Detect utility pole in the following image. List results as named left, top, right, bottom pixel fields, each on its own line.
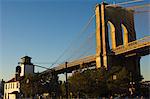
left=65, top=62, right=68, bottom=99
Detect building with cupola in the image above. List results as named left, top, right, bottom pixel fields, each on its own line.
left=19, top=56, right=34, bottom=77
left=4, top=56, right=34, bottom=99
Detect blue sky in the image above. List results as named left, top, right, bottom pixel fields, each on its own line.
left=0, top=0, right=150, bottom=81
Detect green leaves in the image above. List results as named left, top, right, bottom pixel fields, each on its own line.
left=20, top=72, right=59, bottom=98
left=107, top=66, right=130, bottom=96
left=66, top=66, right=131, bottom=97
left=67, top=68, right=109, bottom=98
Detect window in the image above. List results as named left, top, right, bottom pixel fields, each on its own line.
left=16, top=83, right=18, bottom=88
left=5, top=84, right=7, bottom=89
left=113, top=74, right=117, bottom=80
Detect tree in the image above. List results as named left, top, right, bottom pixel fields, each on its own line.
left=107, top=66, right=130, bottom=96
left=20, top=74, right=39, bottom=98
left=63, top=66, right=132, bottom=98
left=67, top=67, right=109, bottom=98
left=0, top=79, right=5, bottom=97
left=20, top=70, right=60, bottom=98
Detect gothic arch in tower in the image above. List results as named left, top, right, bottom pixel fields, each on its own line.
left=107, top=21, right=116, bottom=49
left=121, top=24, right=128, bottom=46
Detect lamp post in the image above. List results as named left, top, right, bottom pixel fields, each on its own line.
left=65, top=62, right=68, bottom=99
left=129, top=72, right=135, bottom=97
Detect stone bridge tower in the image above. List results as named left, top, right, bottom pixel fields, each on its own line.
left=95, top=3, right=141, bottom=81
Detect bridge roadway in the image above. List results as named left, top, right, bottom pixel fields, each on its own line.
left=53, top=55, right=96, bottom=74
left=112, top=36, right=150, bottom=56
left=43, top=36, right=150, bottom=74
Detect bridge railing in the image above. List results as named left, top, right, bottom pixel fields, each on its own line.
left=54, top=55, right=96, bottom=71
left=113, top=36, right=150, bottom=54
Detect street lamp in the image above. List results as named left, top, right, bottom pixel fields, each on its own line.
left=65, top=62, right=68, bottom=99
left=129, top=72, right=135, bottom=97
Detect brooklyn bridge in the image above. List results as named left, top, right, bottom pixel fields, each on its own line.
left=35, top=3, right=150, bottom=98
left=2, top=1, right=150, bottom=99
left=41, top=3, right=150, bottom=80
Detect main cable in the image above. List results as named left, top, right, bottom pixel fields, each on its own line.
left=49, top=14, right=95, bottom=68
left=65, top=31, right=95, bottom=61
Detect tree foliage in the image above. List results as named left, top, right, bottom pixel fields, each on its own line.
left=65, top=66, right=131, bottom=98
left=20, top=74, right=47, bottom=98
left=20, top=70, right=60, bottom=98
left=67, top=67, right=109, bottom=98
left=107, top=66, right=130, bottom=96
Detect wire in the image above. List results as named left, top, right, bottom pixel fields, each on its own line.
left=117, top=0, right=144, bottom=5
left=106, top=0, right=144, bottom=7
left=76, top=39, right=95, bottom=60
left=34, top=65, right=52, bottom=70
left=49, top=14, right=95, bottom=68
left=34, top=62, right=56, bottom=64
left=65, top=32, right=95, bottom=61
left=127, top=4, right=150, bottom=9
left=135, top=10, right=150, bottom=14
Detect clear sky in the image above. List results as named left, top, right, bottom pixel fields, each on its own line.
left=0, top=0, right=150, bottom=81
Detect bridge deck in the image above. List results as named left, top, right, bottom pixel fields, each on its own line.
left=43, top=36, right=150, bottom=74
left=53, top=55, right=96, bottom=73
left=113, top=36, right=150, bottom=55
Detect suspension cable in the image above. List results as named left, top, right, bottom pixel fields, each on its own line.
left=65, top=32, right=95, bottom=61
left=49, top=14, right=95, bottom=68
